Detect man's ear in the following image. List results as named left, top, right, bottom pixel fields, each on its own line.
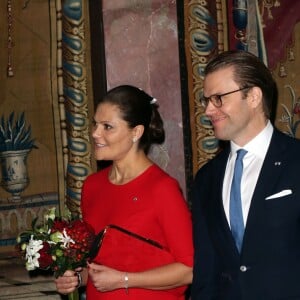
left=248, top=86, right=263, bottom=109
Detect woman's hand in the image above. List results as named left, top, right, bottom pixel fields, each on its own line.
left=54, top=268, right=86, bottom=295
left=89, top=262, right=192, bottom=292
left=88, top=262, right=125, bottom=293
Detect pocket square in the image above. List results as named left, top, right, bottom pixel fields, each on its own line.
left=265, top=189, right=292, bottom=200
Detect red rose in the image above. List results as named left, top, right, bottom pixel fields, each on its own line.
left=51, top=219, right=68, bottom=232
left=38, top=242, right=53, bottom=269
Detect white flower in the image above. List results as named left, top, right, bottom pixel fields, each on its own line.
left=26, top=255, right=40, bottom=271
left=60, top=228, right=75, bottom=248
left=25, top=235, right=43, bottom=271
left=50, top=228, right=75, bottom=248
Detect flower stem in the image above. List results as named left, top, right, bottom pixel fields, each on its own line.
left=68, top=289, right=79, bottom=300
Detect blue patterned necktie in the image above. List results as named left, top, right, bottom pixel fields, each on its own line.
left=230, top=149, right=247, bottom=253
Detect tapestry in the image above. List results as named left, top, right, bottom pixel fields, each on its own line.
left=0, top=0, right=94, bottom=248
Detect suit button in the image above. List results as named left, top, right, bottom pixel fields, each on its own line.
left=240, top=265, right=247, bottom=272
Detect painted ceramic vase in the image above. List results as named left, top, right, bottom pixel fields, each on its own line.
left=0, top=149, right=31, bottom=201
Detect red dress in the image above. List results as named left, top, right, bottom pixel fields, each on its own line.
left=81, top=164, right=193, bottom=299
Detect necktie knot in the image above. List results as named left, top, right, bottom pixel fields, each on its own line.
left=236, top=149, right=247, bottom=161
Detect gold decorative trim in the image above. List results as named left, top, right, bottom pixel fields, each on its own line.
left=61, top=0, right=93, bottom=216
left=50, top=0, right=65, bottom=215
left=184, top=0, right=228, bottom=173
left=50, top=0, right=93, bottom=216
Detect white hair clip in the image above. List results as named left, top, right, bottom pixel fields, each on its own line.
left=150, top=98, right=157, bottom=105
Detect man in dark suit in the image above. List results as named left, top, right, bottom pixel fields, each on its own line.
left=191, top=50, right=300, bottom=300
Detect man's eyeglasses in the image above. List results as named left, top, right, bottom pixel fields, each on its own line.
left=200, top=87, right=250, bottom=108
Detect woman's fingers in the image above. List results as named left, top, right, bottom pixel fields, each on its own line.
left=54, top=270, right=78, bottom=294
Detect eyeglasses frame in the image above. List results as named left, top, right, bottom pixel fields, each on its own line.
left=200, top=86, right=251, bottom=108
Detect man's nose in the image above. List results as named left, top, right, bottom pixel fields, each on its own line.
left=204, top=100, right=216, bottom=116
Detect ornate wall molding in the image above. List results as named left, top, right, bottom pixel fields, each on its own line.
left=56, top=0, right=93, bottom=216
left=62, top=0, right=93, bottom=215
left=183, top=0, right=228, bottom=173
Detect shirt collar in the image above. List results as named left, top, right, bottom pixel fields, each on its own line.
left=230, top=120, right=273, bottom=159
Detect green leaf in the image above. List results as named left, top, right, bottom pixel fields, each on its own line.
left=0, top=112, right=37, bottom=151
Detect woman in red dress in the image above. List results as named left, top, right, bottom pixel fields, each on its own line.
left=55, top=85, right=193, bottom=299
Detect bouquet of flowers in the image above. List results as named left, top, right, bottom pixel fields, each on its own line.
left=17, top=207, right=95, bottom=300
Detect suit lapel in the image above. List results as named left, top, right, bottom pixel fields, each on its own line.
left=212, top=147, right=241, bottom=257
left=242, top=130, right=288, bottom=257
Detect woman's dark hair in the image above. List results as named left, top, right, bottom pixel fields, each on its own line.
left=205, top=50, right=278, bottom=122
left=99, top=85, right=165, bottom=153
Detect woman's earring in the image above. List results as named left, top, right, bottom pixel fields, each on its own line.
left=132, top=137, right=137, bottom=143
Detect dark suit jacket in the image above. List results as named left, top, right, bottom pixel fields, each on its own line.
left=191, top=129, right=300, bottom=300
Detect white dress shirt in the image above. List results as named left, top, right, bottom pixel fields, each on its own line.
left=223, top=121, right=273, bottom=227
